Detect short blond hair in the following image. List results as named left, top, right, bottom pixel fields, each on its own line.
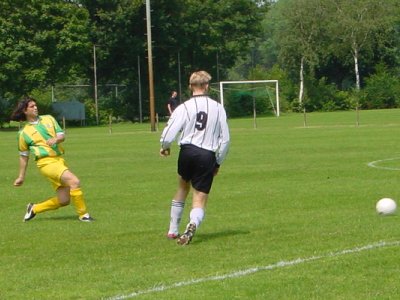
left=189, top=71, right=212, bottom=87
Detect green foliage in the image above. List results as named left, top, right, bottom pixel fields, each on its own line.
left=1, top=0, right=400, bottom=124
left=83, top=98, right=97, bottom=125
left=233, top=0, right=400, bottom=111
left=304, top=77, right=351, bottom=112
left=0, top=0, right=90, bottom=98
left=360, top=64, right=400, bottom=109
left=0, top=97, right=12, bottom=127
left=256, top=64, right=296, bottom=111
left=79, top=0, right=263, bottom=118
left=225, top=89, right=270, bottom=117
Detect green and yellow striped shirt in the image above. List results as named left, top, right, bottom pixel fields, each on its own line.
left=18, top=115, right=64, bottom=160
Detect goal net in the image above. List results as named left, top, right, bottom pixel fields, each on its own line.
left=218, top=80, right=280, bottom=118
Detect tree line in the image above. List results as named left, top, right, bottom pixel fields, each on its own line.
left=0, top=0, right=399, bottom=126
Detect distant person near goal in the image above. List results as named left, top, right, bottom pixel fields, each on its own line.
left=167, top=90, right=179, bottom=115
left=160, top=71, right=230, bottom=245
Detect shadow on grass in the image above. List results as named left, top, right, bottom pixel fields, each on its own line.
left=0, top=127, right=18, bottom=132
left=30, top=215, right=80, bottom=222
left=195, top=229, right=250, bottom=243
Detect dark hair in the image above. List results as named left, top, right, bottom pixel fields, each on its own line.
left=10, top=97, right=37, bottom=121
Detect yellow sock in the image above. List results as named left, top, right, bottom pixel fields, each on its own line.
left=70, top=188, right=88, bottom=217
left=33, top=197, right=61, bottom=214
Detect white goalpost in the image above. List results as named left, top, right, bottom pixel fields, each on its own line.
left=219, top=80, right=280, bottom=117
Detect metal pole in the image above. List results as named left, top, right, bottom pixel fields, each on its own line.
left=216, top=51, right=220, bottom=82
left=146, top=0, right=156, bottom=131
left=276, top=80, right=280, bottom=117
left=178, top=51, right=182, bottom=103
left=219, top=81, right=224, bottom=105
left=138, top=55, right=143, bottom=123
left=93, top=44, right=99, bottom=125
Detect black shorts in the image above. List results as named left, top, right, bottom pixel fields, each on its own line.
left=178, top=144, right=217, bottom=194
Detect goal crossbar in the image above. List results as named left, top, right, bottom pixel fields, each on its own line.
left=219, top=80, right=280, bottom=116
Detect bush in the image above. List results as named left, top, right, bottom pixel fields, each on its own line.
left=304, top=77, right=350, bottom=112
left=0, top=98, right=12, bottom=127
left=225, top=89, right=274, bottom=118
left=360, top=64, right=400, bottom=109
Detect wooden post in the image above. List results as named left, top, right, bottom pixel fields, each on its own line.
left=146, top=0, right=156, bottom=131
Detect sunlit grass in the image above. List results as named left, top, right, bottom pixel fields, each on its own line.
left=0, top=109, right=399, bottom=299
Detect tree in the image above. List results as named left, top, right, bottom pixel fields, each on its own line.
left=178, top=0, right=262, bottom=77
left=80, top=0, right=263, bottom=119
left=361, top=63, right=400, bottom=109
left=0, top=0, right=268, bottom=123
left=0, top=0, right=90, bottom=99
left=79, top=0, right=145, bottom=121
left=325, top=0, right=400, bottom=124
left=148, top=0, right=263, bottom=111
left=329, top=0, right=399, bottom=91
left=271, top=0, right=329, bottom=105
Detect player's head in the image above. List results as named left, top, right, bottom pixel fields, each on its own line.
left=189, top=71, right=211, bottom=92
left=10, top=96, right=37, bottom=121
left=171, top=91, right=177, bottom=97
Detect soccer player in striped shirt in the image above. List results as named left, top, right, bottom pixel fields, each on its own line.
left=11, top=97, right=93, bottom=222
left=160, top=71, right=230, bottom=245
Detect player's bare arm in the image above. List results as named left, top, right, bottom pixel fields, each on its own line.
left=14, top=155, right=29, bottom=186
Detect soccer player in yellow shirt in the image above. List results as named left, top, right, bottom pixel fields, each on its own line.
left=11, top=97, right=94, bottom=222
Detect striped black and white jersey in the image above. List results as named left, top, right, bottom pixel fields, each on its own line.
left=160, top=95, right=230, bottom=165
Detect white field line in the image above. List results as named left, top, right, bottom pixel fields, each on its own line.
left=105, top=240, right=400, bottom=300
left=367, top=157, right=400, bottom=171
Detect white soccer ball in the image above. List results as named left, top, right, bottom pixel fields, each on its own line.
left=376, top=198, right=397, bottom=215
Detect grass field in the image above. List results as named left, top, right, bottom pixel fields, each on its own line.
left=1, top=109, right=399, bottom=299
